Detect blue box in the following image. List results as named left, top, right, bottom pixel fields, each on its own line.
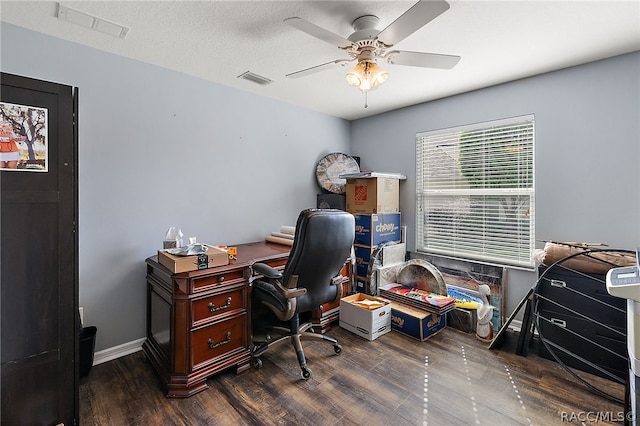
left=354, top=213, right=401, bottom=246
left=390, top=302, right=447, bottom=341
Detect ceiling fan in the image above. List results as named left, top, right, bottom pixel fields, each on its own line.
left=284, top=0, right=461, bottom=94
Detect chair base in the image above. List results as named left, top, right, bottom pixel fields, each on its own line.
left=250, top=320, right=342, bottom=380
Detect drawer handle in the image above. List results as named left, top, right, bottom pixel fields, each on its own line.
left=218, top=276, right=225, bottom=283
left=550, top=318, right=567, bottom=328
left=550, top=279, right=566, bottom=288
left=208, top=332, right=231, bottom=349
left=208, top=297, right=232, bottom=313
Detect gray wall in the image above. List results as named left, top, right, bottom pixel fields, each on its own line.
left=3, top=21, right=639, bottom=351
left=350, top=51, right=640, bottom=314
left=1, top=23, right=351, bottom=351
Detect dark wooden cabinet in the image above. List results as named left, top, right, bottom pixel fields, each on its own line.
left=536, top=266, right=628, bottom=381
left=1, top=73, right=79, bottom=424
left=143, top=241, right=352, bottom=397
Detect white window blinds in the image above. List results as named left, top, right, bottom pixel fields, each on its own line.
left=416, top=115, right=535, bottom=268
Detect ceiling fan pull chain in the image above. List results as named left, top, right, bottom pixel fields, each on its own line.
left=364, top=91, right=368, bottom=109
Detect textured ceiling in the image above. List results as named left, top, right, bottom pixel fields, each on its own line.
left=1, top=1, right=639, bottom=120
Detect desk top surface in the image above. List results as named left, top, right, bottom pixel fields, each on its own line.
left=147, top=240, right=291, bottom=277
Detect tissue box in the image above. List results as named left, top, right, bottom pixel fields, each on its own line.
left=158, top=244, right=229, bottom=273
left=390, top=302, right=446, bottom=341
left=339, top=293, right=391, bottom=340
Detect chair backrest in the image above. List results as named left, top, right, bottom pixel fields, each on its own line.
left=283, top=209, right=355, bottom=313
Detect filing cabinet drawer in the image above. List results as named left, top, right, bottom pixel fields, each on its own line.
left=192, top=287, right=246, bottom=327
left=192, top=269, right=244, bottom=292
left=537, top=309, right=627, bottom=380
left=537, top=266, right=625, bottom=327
left=191, top=313, right=247, bottom=369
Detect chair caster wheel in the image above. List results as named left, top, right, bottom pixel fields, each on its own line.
left=301, top=367, right=312, bottom=380
left=252, top=357, right=263, bottom=370
left=334, top=344, right=342, bottom=354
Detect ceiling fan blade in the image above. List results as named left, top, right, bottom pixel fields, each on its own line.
left=285, top=59, right=352, bottom=79
left=385, top=50, right=460, bottom=69
left=284, top=17, right=353, bottom=49
left=376, top=0, right=450, bottom=47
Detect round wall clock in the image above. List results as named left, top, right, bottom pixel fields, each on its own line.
left=315, top=152, right=360, bottom=194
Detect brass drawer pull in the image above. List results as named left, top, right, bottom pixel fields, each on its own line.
left=208, top=332, right=231, bottom=349
left=208, top=297, right=232, bottom=313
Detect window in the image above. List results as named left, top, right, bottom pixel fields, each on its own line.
left=416, top=115, right=535, bottom=268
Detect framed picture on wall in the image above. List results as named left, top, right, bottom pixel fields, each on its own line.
left=0, top=101, right=48, bottom=172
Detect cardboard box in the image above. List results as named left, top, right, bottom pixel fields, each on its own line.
left=354, top=213, right=401, bottom=246
left=158, top=244, right=229, bottom=273
left=339, top=293, right=391, bottom=340
left=390, top=302, right=446, bottom=341
left=346, top=177, right=400, bottom=214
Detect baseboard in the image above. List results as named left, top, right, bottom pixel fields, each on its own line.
left=509, top=319, right=523, bottom=332
left=93, top=337, right=145, bottom=366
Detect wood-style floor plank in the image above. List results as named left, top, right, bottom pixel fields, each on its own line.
left=80, top=327, right=626, bottom=425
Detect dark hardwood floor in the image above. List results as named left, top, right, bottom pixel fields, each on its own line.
left=80, top=326, right=626, bottom=425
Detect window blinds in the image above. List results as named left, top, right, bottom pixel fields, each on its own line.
left=416, top=115, right=535, bottom=268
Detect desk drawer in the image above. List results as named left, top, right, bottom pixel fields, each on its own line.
left=192, top=270, right=244, bottom=292
left=191, top=313, right=247, bottom=369
left=192, top=288, right=246, bottom=327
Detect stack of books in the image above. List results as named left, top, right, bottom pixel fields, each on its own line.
left=379, top=283, right=456, bottom=315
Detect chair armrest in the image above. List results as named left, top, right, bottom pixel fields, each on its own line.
left=252, top=262, right=282, bottom=280
left=273, top=279, right=307, bottom=299
left=330, top=275, right=343, bottom=303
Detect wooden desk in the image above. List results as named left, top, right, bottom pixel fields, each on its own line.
left=143, top=241, right=351, bottom=397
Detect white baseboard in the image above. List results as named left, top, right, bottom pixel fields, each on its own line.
left=509, top=319, right=523, bottom=332
left=93, top=337, right=145, bottom=366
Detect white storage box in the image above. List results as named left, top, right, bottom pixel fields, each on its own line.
left=339, top=293, right=391, bottom=340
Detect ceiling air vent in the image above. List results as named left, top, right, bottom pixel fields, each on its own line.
left=57, top=3, right=129, bottom=39
left=237, top=71, right=273, bottom=86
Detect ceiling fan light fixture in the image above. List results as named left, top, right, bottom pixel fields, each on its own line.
left=345, top=60, right=388, bottom=93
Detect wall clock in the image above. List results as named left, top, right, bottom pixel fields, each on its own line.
left=315, top=152, right=359, bottom=194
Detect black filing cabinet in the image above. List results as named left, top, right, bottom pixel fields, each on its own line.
left=536, top=266, right=628, bottom=381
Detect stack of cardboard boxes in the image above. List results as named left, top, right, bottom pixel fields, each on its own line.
left=336, top=174, right=402, bottom=340
left=339, top=173, right=447, bottom=342
left=344, top=174, right=403, bottom=294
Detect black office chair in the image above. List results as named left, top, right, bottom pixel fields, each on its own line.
left=250, top=208, right=355, bottom=380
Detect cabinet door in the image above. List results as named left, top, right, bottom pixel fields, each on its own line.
left=1, top=73, right=78, bottom=425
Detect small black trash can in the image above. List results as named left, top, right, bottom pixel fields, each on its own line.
left=79, top=326, right=97, bottom=378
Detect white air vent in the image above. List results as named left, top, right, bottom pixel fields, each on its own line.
left=237, top=71, right=273, bottom=86
left=57, top=4, right=129, bottom=39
